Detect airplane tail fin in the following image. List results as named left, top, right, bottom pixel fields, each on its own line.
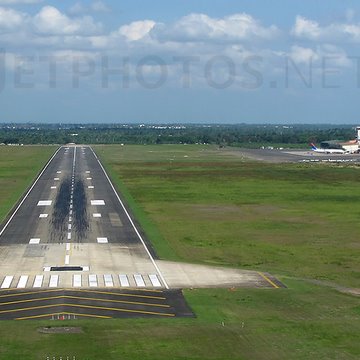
left=310, top=143, right=317, bottom=150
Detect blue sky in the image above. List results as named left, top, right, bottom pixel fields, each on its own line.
left=1, top=1, right=360, bottom=123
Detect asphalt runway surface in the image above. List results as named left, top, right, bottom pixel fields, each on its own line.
left=0, top=145, right=194, bottom=319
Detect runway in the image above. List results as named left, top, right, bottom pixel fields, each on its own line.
left=0, top=145, right=283, bottom=319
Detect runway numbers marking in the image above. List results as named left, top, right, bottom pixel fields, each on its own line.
left=17, top=275, right=28, bottom=288
left=89, top=274, right=98, bottom=287
left=149, top=274, right=162, bottom=287
left=93, top=213, right=101, bottom=218
left=119, top=274, right=130, bottom=287
left=73, top=274, right=82, bottom=287
left=29, top=238, right=40, bottom=244
left=97, top=237, right=108, bottom=243
left=91, top=200, right=105, bottom=205
left=134, top=274, right=145, bottom=287
left=33, top=275, right=44, bottom=288
left=39, top=214, right=48, bottom=218
left=49, top=275, right=59, bottom=288
left=1, top=276, right=13, bottom=289
left=104, top=274, right=114, bottom=287
left=88, top=186, right=94, bottom=189
left=37, top=200, right=52, bottom=206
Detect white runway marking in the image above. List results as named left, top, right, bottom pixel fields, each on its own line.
left=91, top=200, right=105, bottom=205
left=70, top=204, right=73, bottom=209
left=69, top=210, right=73, bottom=215
left=69, top=216, right=72, bottom=222
left=86, top=171, right=90, bottom=174
left=104, top=274, right=114, bottom=287
left=39, top=214, right=48, bottom=218
left=149, top=274, right=162, bottom=287
left=65, top=255, right=70, bottom=265
left=54, top=178, right=60, bottom=181
left=57, top=171, right=62, bottom=174
left=86, top=177, right=92, bottom=180
left=1, top=276, right=13, bottom=289
left=134, top=274, right=145, bottom=287
left=37, top=200, right=52, bottom=206
left=89, top=274, right=98, bottom=287
left=93, top=213, right=101, bottom=218
left=68, top=224, right=72, bottom=230
left=119, top=274, right=130, bottom=287
left=17, top=275, right=28, bottom=288
left=67, top=232, right=71, bottom=240
left=43, top=267, right=51, bottom=272
left=97, top=237, right=108, bottom=243
left=51, top=186, right=57, bottom=189
left=29, top=238, right=40, bottom=244
left=66, top=243, right=71, bottom=251
left=88, top=186, right=94, bottom=189
left=73, top=274, right=82, bottom=287
left=33, top=275, right=43, bottom=288
left=49, top=275, right=59, bottom=288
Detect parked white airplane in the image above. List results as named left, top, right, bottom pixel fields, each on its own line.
left=310, top=143, right=347, bottom=154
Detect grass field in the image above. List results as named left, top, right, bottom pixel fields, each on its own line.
left=0, top=144, right=358, bottom=359
left=0, top=146, right=57, bottom=222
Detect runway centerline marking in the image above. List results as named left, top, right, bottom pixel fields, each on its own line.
left=39, top=214, right=48, bottom=218
left=37, top=200, right=52, bottom=206
left=29, top=238, right=40, bottom=245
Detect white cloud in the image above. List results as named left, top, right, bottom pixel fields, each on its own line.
left=292, top=15, right=360, bottom=42
left=117, top=20, right=156, bottom=41
left=0, top=7, right=26, bottom=30
left=91, top=1, right=109, bottom=12
left=33, top=6, right=102, bottom=35
left=289, top=45, right=319, bottom=64
left=151, top=13, right=279, bottom=43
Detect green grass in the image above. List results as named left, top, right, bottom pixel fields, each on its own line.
left=0, top=146, right=57, bottom=222
left=0, top=144, right=358, bottom=359
left=96, top=145, right=360, bottom=288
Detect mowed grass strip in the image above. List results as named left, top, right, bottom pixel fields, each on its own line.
left=0, top=146, right=57, bottom=223
left=96, top=145, right=360, bottom=288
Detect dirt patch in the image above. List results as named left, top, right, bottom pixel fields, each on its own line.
left=38, top=327, right=83, bottom=334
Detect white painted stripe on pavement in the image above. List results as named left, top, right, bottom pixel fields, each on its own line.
left=91, top=200, right=105, bottom=205
left=67, top=232, right=71, bottom=240
left=54, top=178, right=60, bottom=181
left=73, top=274, right=81, bottom=287
left=66, top=243, right=71, bottom=251
left=43, top=267, right=51, bottom=272
left=104, top=274, right=113, bottom=287
left=1, top=276, right=13, bottom=289
left=39, top=214, right=48, bottom=218
left=65, top=255, right=70, bottom=265
left=88, top=186, right=94, bottom=189
left=49, top=275, right=59, bottom=288
left=86, top=177, right=92, bottom=180
left=119, top=274, right=130, bottom=287
left=37, top=200, right=52, bottom=206
left=97, top=237, right=108, bottom=244
left=57, top=171, right=62, bottom=174
left=51, top=186, right=57, bottom=189
left=89, top=274, right=98, bottom=287
left=29, top=238, right=40, bottom=244
left=149, top=274, right=162, bottom=287
left=33, top=275, right=43, bottom=288
left=86, top=171, right=90, bottom=173
left=93, top=213, right=101, bottom=218
left=17, top=275, right=28, bottom=288
left=68, top=224, right=72, bottom=230
left=134, top=274, right=145, bottom=287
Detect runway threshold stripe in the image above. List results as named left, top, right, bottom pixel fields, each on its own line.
left=0, top=303, right=175, bottom=317
left=149, top=274, right=162, bottom=287
left=33, top=275, right=44, bottom=288
left=15, top=312, right=112, bottom=321
left=134, top=275, right=145, bottom=287
left=258, top=272, right=279, bottom=289
left=17, top=276, right=28, bottom=289
left=1, top=276, right=13, bottom=289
